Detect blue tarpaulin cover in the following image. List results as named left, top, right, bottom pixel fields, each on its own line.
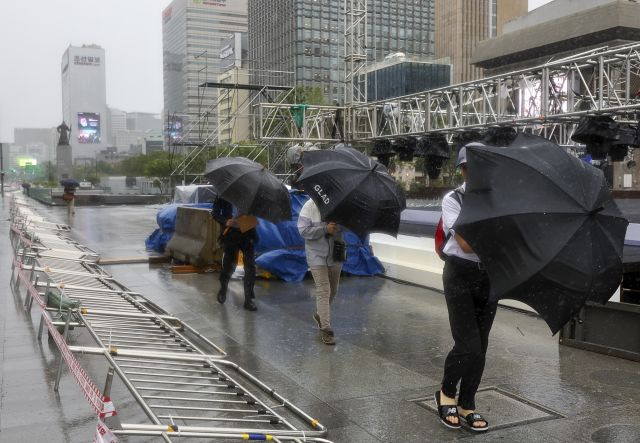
left=145, top=191, right=383, bottom=281
left=255, top=191, right=384, bottom=282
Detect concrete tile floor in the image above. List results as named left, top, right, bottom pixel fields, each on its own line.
left=1, top=197, right=639, bottom=442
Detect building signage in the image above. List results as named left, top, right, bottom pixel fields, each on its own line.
left=74, top=55, right=101, bottom=66
left=220, top=33, right=244, bottom=71
left=220, top=45, right=234, bottom=60
left=193, top=0, right=227, bottom=7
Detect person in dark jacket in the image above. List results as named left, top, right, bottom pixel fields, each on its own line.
left=211, top=197, right=258, bottom=311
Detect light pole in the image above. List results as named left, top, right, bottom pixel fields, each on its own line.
left=0, top=142, right=5, bottom=196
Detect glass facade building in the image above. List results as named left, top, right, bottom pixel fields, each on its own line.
left=367, top=61, right=451, bottom=101
left=248, top=0, right=436, bottom=103
left=162, top=0, right=248, bottom=139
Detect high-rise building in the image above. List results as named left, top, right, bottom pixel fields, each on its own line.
left=162, top=0, right=248, bottom=140
left=13, top=128, right=58, bottom=164
left=217, top=32, right=250, bottom=145
left=435, top=0, right=527, bottom=84
left=61, top=44, right=108, bottom=158
left=249, top=0, right=436, bottom=103
left=107, top=108, right=163, bottom=152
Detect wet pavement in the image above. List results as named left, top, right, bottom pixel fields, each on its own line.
left=1, top=194, right=639, bottom=442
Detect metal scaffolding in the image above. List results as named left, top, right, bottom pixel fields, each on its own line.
left=258, top=42, right=640, bottom=145
left=9, top=195, right=334, bottom=442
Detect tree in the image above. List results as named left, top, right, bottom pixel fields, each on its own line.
left=144, top=152, right=173, bottom=194
left=294, top=85, right=325, bottom=105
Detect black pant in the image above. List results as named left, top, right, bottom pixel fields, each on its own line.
left=219, top=233, right=256, bottom=302
left=441, top=255, right=497, bottom=410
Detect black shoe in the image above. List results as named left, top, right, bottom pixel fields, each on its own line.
left=243, top=300, right=257, bottom=311
left=320, top=328, right=336, bottom=345
left=217, top=289, right=227, bottom=304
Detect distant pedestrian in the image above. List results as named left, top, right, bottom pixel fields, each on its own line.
left=63, top=185, right=76, bottom=216
left=212, top=196, right=258, bottom=311
left=434, top=146, right=495, bottom=432
left=298, top=198, right=345, bottom=345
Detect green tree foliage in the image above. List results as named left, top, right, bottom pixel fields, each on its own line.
left=294, top=85, right=325, bottom=105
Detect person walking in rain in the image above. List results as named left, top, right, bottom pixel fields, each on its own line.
left=212, top=196, right=258, bottom=311
left=298, top=198, right=345, bottom=345
left=434, top=146, right=496, bottom=432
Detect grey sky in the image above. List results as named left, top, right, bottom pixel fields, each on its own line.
left=0, top=0, right=552, bottom=142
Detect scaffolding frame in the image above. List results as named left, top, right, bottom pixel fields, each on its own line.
left=257, top=42, right=640, bottom=145
left=9, top=195, right=333, bottom=442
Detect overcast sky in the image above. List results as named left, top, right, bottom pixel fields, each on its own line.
left=0, top=0, right=553, bottom=142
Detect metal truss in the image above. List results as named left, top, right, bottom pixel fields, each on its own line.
left=257, top=103, right=345, bottom=143
left=169, top=86, right=294, bottom=183
left=343, top=0, right=367, bottom=106
left=257, top=42, right=640, bottom=145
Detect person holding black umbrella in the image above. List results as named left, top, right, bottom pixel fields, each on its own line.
left=298, top=198, right=345, bottom=345
left=212, top=196, right=258, bottom=311
left=435, top=145, right=494, bottom=432
left=204, top=156, right=293, bottom=312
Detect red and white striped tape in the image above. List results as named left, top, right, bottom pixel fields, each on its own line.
left=16, top=260, right=117, bottom=419
left=94, top=419, right=118, bottom=443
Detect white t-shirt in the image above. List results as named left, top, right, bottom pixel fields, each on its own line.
left=441, top=183, right=480, bottom=262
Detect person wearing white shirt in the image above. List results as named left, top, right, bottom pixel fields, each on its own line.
left=434, top=146, right=496, bottom=433
left=297, top=199, right=344, bottom=345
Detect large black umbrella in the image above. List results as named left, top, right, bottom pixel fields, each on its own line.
left=204, top=157, right=291, bottom=223
left=60, top=178, right=80, bottom=188
left=454, top=134, right=628, bottom=333
left=297, top=146, right=406, bottom=237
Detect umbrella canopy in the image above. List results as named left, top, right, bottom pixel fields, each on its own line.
left=297, top=146, right=406, bottom=237
left=60, top=178, right=79, bottom=188
left=454, top=134, right=628, bottom=333
left=204, top=157, right=291, bottom=223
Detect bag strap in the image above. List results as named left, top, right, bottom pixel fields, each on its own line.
left=443, top=188, right=465, bottom=242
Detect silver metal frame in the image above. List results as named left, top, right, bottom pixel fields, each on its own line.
left=257, top=42, right=640, bottom=145
left=9, top=195, right=333, bottom=442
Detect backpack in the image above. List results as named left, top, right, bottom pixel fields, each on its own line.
left=435, top=189, right=464, bottom=261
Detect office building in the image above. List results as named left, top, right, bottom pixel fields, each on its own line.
left=367, top=55, right=451, bottom=101
left=13, top=128, right=58, bottom=164
left=145, top=135, right=165, bottom=154
left=107, top=108, right=163, bottom=152
left=61, top=44, right=108, bottom=158
left=473, top=0, right=640, bottom=75
left=248, top=0, right=436, bottom=102
left=162, top=0, right=248, bottom=141
left=217, top=33, right=251, bottom=144
left=435, top=0, right=527, bottom=84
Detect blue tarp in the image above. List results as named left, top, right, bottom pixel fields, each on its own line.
left=145, top=203, right=213, bottom=252
left=145, top=192, right=383, bottom=281
left=255, top=191, right=384, bottom=282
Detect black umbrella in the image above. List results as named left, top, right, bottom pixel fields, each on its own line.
left=204, top=157, right=291, bottom=223
left=454, top=134, right=628, bottom=334
left=60, top=178, right=80, bottom=188
left=297, top=146, right=406, bottom=237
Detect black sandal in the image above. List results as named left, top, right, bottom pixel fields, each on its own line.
left=462, top=412, right=489, bottom=432
left=434, top=391, right=461, bottom=429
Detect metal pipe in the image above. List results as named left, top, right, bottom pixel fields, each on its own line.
left=112, top=429, right=334, bottom=442
left=54, top=310, right=73, bottom=391
left=68, top=345, right=223, bottom=362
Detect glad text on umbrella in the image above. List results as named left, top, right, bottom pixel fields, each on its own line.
left=314, top=185, right=330, bottom=205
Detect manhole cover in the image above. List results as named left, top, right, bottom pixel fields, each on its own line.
left=591, top=425, right=640, bottom=443
left=411, top=386, right=562, bottom=431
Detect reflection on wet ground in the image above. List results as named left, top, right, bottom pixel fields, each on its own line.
left=1, top=197, right=639, bottom=442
